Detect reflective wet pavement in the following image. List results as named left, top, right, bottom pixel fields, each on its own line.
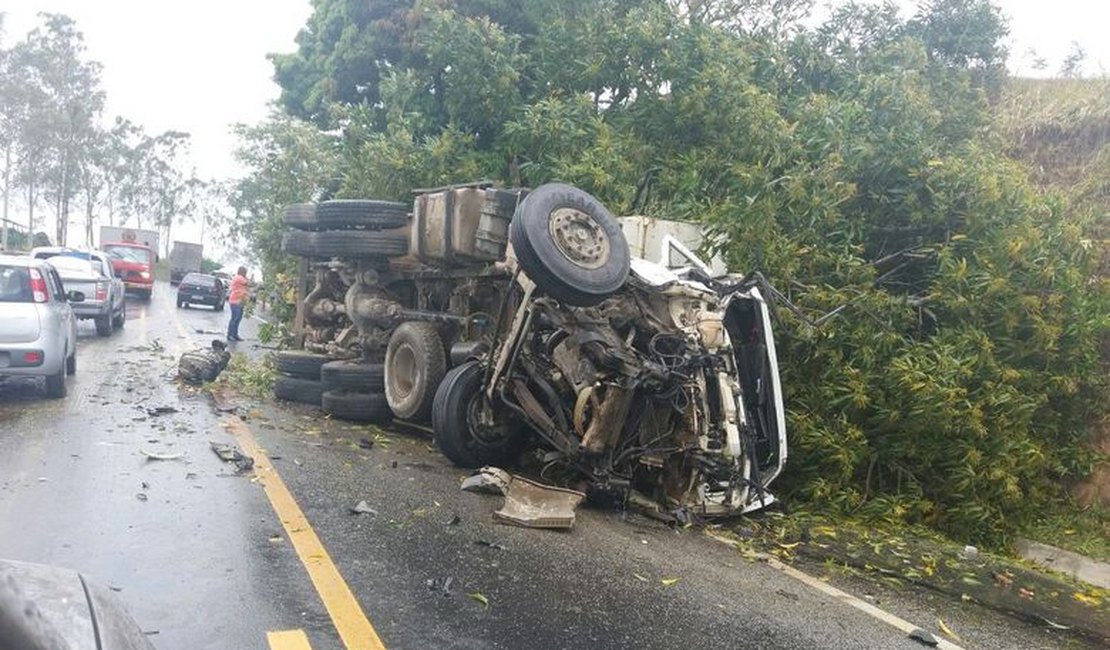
left=0, top=282, right=1094, bottom=649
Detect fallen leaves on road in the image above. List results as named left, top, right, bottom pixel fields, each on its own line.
left=937, top=617, right=962, bottom=641
left=660, top=577, right=680, bottom=586
left=468, top=592, right=490, bottom=608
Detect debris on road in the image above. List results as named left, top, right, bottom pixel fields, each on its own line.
left=349, top=500, right=378, bottom=516
left=209, top=441, right=254, bottom=473
left=474, top=540, right=507, bottom=551
left=426, top=576, right=454, bottom=596
left=178, top=340, right=231, bottom=384
left=358, top=437, right=374, bottom=450
left=461, top=467, right=585, bottom=529
left=135, top=493, right=148, bottom=502
left=460, top=467, right=512, bottom=495
left=907, top=628, right=939, bottom=646
left=145, top=406, right=178, bottom=417
left=445, top=514, right=461, bottom=526
left=468, top=592, right=490, bottom=608
left=140, top=448, right=184, bottom=461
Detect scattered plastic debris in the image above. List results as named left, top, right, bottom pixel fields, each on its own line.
left=908, top=628, right=938, bottom=646
left=474, top=540, right=507, bottom=551
left=426, top=576, right=454, bottom=596
left=460, top=467, right=512, bottom=496
left=349, top=500, right=378, bottom=516
left=358, top=438, right=374, bottom=450
left=209, top=441, right=254, bottom=473
left=140, top=449, right=184, bottom=461
left=145, top=406, right=178, bottom=417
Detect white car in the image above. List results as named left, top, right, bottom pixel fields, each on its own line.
left=31, top=247, right=126, bottom=336
left=0, top=255, right=82, bottom=398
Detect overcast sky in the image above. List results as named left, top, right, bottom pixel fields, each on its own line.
left=3, top=0, right=1108, bottom=250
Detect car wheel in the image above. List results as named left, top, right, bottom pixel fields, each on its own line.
left=215, top=301, right=225, bottom=312
left=509, top=183, right=630, bottom=306
left=283, top=203, right=319, bottom=230
left=112, top=304, right=125, bottom=329
left=273, top=376, right=324, bottom=406
left=321, top=390, right=393, bottom=423
left=45, top=366, right=66, bottom=398
left=384, top=322, right=446, bottom=421
left=95, top=315, right=112, bottom=337
left=275, top=350, right=330, bottom=379
left=321, top=360, right=386, bottom=393
left=315, top=199, right=409, bottom=230
left=66, top=350, right=76, bottom=376
left=432, top=361, right=528, bottom=468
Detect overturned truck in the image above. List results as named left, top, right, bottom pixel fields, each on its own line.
left=278, top=182, right=786, bottom=516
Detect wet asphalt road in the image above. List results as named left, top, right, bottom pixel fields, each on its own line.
left=0, top=281, right=1093, bottom=650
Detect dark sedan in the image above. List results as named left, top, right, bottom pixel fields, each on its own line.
left=176, top=272, right=226, bottom=310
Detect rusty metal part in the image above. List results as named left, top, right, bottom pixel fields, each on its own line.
left=580, top=385, right=634, bottom=454
left=549, top=207, right=611, bottom=269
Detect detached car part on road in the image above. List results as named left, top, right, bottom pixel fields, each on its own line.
left=279, top=182, right=787, bottom=517
left=0, top=255, right=82, bottom=398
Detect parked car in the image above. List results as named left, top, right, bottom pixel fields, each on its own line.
left=0, top=255, right=82, bottom=398
left=30, top=247, right=126, bottom=336
left=176, top=272, right=227, bottom=310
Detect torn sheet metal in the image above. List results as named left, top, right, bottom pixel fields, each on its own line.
left=461, top=466, right=585, bottom=529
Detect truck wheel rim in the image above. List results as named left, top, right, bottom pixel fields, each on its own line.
left=548, top=208, right=610, bottom=270
left=392, top=345, right=417, bottom=398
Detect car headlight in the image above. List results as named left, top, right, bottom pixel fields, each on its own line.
left=139, top=271, right=151, bottom=280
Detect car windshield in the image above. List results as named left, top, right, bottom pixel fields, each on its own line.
left=47, top=255, right=99, bottom=277
left=104, top=245, right=151, bottom=264
left=0, top=265, right=32, bottom=303
left=182, top=274, right=216, bottom=287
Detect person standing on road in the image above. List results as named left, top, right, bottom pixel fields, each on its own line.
left=227, top=266, right=249, bottom=342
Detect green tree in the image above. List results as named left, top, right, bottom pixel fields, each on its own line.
left=256, top=0, right=1108, bottom=545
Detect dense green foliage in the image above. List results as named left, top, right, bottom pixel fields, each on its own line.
left=238, top=0, right=1108, bottom=545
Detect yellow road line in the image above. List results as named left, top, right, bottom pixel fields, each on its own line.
left=226, top=416, right=387, bottom=650
left=267, top=629, right=314, bottom=650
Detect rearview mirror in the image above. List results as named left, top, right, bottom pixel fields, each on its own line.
left=67, top=290, right=85, bottom=303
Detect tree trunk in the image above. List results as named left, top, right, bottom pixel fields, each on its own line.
left=2, top=144, right=10, bottom=251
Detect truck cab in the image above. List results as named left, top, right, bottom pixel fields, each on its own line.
left=101, top=241, right=156, bottom=300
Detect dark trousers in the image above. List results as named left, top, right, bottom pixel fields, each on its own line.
left=228, top=303, right=244, bottom=339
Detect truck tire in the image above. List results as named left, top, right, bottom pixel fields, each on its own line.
left=432, top=361, right=527, bottom=468
left=66, top=350, right=76, bottom=376
left=112, top=303, right=125, bottom=329
left=284, top=203, right=319, bottom=230
left=95, top=315, right=112, bottom=337
left=282, top=231, right=315, bottom=256
left=385, top=322, right=446, bottom=421
left=321, top=390, right=393, bottom=423
left=316, top=200, right=409, bottom=230
left=321, top=360, right=385, bottom=393
left=309, top=231, right=409, bottom=258
left=509, top=183, right=630, bottom=306
left=273, top=376, right=324, bottom=406
left=275, top=350, right=329, bottom=379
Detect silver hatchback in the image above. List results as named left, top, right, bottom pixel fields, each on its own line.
left=0, top=255, right=82, bottom=398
